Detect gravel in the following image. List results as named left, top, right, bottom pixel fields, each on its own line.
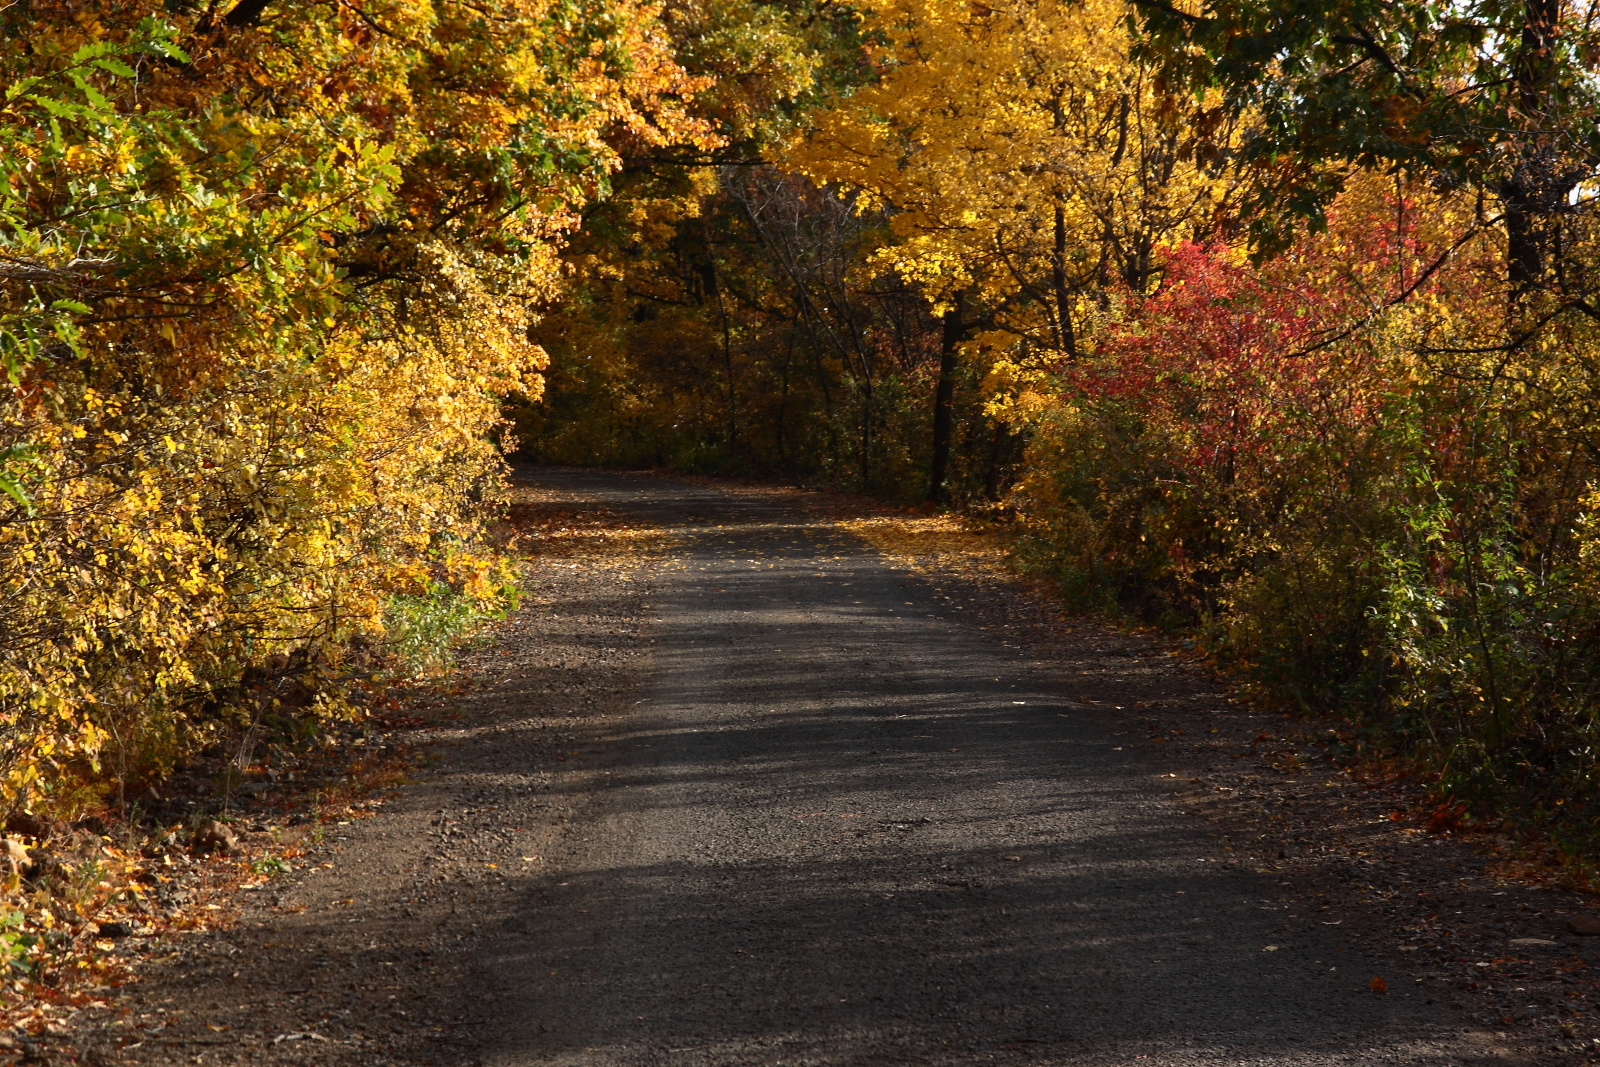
left=59, top=468, right=1555, bottom=1066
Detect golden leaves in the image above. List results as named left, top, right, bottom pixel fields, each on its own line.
left=783, top=0, right=1244, bottom=372
left=0, top=0, right=712, bottom=812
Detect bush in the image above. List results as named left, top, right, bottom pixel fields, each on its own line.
left=382, top=580, right=520, bottom=678
left=1008, top=182, right=1600, bottom=854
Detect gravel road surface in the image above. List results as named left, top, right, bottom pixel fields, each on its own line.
left=70, top=468, right=1519, bottom=1066
left=465, top=470, right=1503, bottom=1066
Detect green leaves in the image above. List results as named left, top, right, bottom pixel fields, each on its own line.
left=0, top=909, right=38, bottom=976
left=0, top=445, right=34, bottom=508
left=1132, top=0, right=1600, bottom=261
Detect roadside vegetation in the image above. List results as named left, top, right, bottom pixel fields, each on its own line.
left=0, top=0, right=707, bottom=1010
left=1, top=2, right=707, bottom=814
left=521, top=0, right=1600, bottom=866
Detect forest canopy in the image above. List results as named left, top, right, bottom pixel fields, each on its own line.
left=7, top=0, right=1600, bottom=857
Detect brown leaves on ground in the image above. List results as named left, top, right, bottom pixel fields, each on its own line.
left=0, top=738, right=411, bottom=1052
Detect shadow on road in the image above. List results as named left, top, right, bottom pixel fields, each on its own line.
left=457, top=468, right=1498, bottom=1067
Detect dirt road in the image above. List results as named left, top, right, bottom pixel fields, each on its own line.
left=74, top=469, right=1524, bottom=1066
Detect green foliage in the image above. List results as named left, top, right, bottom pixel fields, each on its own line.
left=1133, top=0, right=1600, bottom=265
left=382, top=581, right=520, bottom=677
left=250, top=854, right=291, bottom=877
left=0, top=910, right=37, bottom=976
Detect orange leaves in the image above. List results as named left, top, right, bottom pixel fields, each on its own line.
left=1369, top=975, right=1388, bottom=993
left=1426, top=803, right=1468, bottom=836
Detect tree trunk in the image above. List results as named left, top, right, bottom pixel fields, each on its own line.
left=1052, top=203, right=1078, bottom=361
left=1504, top=187, right=1541, bottom=291
left=983, top=423, right=1006, bottom=502
left=928, top=298, right=963, bottom=503
left=1505, top=0, right=1561, bottom=292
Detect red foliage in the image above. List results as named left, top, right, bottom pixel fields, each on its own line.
left=1070, top=239, right=1385, bottom=485
left=1065, top=200, right=1480, bottom=496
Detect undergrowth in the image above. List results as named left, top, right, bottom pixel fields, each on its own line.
left=382, top=579, right=522, bottom=677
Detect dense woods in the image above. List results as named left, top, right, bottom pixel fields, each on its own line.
left=8, top=0, right=1600, bottom=864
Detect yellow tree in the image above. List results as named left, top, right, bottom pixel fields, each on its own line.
left=784, top=0, right=1243, bottom=496
left=0, top=0, right=718, bottom=809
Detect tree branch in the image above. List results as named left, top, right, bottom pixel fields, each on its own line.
left=1287, top=224, right=1484, bottom=358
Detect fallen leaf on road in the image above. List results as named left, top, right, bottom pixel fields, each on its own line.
left=1567, top=913, right=1600, bottom=936
left=1369, top=976, right=1388, bottom=993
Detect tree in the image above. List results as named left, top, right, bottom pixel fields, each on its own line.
left=784, top=0, right=1243, bottom=498
left=1133, top=0, right=1600, bottom=290
left=515, top=0, right=957, bottom=493
left=0, top=0, right=714, bottom=808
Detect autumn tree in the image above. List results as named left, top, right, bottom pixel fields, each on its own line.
left=784, top=0, right=1243, bottom=499
left=1132, top=0, right=1600, bottom=290
left=0, top=0, right=714, bottom=807
left=514, top=0, right=964, bottom=493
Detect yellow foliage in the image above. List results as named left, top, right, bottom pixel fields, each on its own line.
left=784, top=0, right=1243, bottom=359
left=0, top=1, right=717, bottom=809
